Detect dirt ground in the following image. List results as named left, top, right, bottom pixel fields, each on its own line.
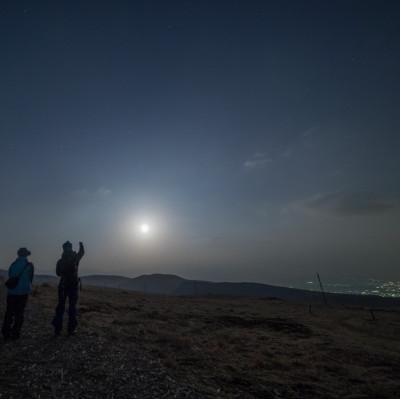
left=1, top=282, right=400, bottom=398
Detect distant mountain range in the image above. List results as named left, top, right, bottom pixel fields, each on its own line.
left=1, top=270, right=399, bottom=308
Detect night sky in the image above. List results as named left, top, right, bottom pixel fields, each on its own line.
left=1, top=1, right=399, bottom=285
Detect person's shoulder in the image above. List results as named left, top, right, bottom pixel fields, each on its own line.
left=9, top=260, right=17, bottom=269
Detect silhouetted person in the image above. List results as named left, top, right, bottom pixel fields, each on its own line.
left=52, top=241, right=85, bottom=336
left=2, top=248, right=34, bottom=341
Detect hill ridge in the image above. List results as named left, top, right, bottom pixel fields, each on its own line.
left=1, top=270, right=399, bottom=307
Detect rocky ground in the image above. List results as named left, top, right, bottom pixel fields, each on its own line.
left=1, top=281, right=400, bottom=398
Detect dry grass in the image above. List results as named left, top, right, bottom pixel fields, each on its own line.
left=1, top=282, right=400, bottom=398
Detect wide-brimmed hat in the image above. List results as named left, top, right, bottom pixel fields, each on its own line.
left=17, top=247, right=31, bottom=257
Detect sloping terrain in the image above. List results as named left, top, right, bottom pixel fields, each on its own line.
left=1, top=270, right=399, bottom=308
left=1, top=281, right=400, bottom=398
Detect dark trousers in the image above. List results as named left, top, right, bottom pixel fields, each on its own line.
left=52, top=283, right=79, bottom=334
left=2, top=294, right=28, bottom=339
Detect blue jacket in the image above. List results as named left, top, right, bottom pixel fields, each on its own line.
left=7, top=256, right=34, bottom=295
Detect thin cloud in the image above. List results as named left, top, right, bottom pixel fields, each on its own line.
left=279, top=125, right=319, bottom=159
left=96, top=187, right=112, bottom=197
left=302, top=125, right=319, bottom=138
left=71, top=187, right=112, bottom=200
left=304, top=191, right=398, bottom=216
left=281, top=147, right=293, bottom=158
left=243, top=153, right=272, bottom=169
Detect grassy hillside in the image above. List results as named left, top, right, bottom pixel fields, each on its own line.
left=1, top=281, right=400, bottom=398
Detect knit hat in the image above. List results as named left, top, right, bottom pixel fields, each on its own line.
left=17, top=247, right=31, bottom=257
left=62, top=241, right=73, bottom=251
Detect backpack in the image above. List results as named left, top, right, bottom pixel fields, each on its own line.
left=5, top=262, right=32, bottom=289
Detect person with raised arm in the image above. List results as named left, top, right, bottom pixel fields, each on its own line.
left=51, top=241, right=84, bottom=336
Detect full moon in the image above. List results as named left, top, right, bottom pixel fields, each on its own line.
left=140, top=223, right=150, bottom=234
left=126, top=215, right=161, bottom=240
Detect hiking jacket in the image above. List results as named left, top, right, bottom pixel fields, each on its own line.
left=56, top=243, right=85, bottom=286
left=7, top=256, right=34, bottom=295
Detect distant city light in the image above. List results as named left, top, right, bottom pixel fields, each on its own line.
left=300, top=279, right=400, bottom=298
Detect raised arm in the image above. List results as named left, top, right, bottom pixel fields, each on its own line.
left=77, top=241, right=85, bottom=263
